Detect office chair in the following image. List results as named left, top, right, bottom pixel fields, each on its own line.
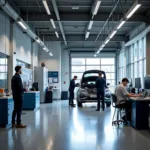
left=111, top=94, right=126, bottom=126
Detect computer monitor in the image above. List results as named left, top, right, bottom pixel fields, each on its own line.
left=135, top=78, right=141, bottom=89
left=144, top=77, right=150, bottom=89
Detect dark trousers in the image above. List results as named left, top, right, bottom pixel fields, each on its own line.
left=69, top=90, right=74, bottom=105
left=117, top=101, right=132, bottom=121
left=97, top=91, right=105, bottom=110
left=12, top=96, right=23, bottom=125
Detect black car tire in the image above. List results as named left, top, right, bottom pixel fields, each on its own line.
left=106, top=102, right=111, bottom=107
left=77, top=100, right=82, bottom=107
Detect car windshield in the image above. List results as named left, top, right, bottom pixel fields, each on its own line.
left=84, top=73, right=98, bottom=77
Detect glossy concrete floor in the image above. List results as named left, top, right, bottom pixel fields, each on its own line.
left=0, top=101, right=150, bottom=150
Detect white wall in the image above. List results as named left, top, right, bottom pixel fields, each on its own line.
left=13, top=24, right=32, bottom=64
left=39, top=41, right=62, bottom=98
left=0, top=11, right=10, bottom=55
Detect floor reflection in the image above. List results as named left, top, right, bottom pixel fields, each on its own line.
left=0, top=101, right=150, bottom=150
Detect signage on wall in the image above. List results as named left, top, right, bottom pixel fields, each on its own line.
left=48, top=71, right=59, bottom=83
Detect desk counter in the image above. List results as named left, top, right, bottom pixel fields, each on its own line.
left=23, top=91, right=40, bottom=111
left=0, top=97, right=14, bottom=128
left=129, top=97, right=150, bottom=130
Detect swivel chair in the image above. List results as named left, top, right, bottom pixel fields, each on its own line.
left=111, top=94, right=126, bottom=126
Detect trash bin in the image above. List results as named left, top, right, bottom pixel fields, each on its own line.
left=61, top=91, right=68, bottom=100
left=45, top=91, right=53, bottom=103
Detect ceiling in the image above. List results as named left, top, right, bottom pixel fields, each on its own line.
left=7, top=0, right=150, bottom=53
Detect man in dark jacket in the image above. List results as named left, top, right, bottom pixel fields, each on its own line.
left=11, top=66, right=26, bottom=128
left=96, top=72, right=106, bottom=111
left=69, top=76, right=77, bottom=107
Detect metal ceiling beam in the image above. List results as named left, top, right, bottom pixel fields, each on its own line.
left=51, top=0, right=67, bottom=46
left=22, top=13, right=147, bottom=22
left=39, top=35, right=126, bottom=42
left=68, top=48, right=117, bottom=52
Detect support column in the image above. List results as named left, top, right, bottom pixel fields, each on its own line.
left=8, top=21, right=16, bottom=92
left=146, top=33, right=150, bottom=75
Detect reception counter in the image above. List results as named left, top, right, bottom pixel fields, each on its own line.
left=0, top=97, right=14, bottom=128
left=23, top=91, right=40, bottom=111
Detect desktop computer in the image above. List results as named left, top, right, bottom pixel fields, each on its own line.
left=144, top=76, right=150, bottom=90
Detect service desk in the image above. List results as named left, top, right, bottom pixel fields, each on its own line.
left=129, top=97, right=150, bottom=130
left=0, top=97, right=14, bottom=128
left=23, top=91, right=40, bottom=111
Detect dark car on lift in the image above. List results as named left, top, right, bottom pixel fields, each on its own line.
left=77, top=70, right=111, bottom=107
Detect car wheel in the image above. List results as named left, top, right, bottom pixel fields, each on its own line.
left=106, top=102, right=111, bottom=107
left=77, top=100, right=82, bottom=107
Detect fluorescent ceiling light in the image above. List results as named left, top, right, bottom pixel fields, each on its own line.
left=102, top=44, right=105, bottom=48
left=94, top=54, right=97, bottom=57
left=126, top=3, right=141, bottom=19
left=88, top=20, right=94, bottom=30
left=72, top=6, right=79, bottom=10
left=43, top=47, right=46, bottom=50
left=96, top=50, right=100, bottom=54
left=105, top=39, right=110, bottom=45
left=50, top=19, right=56, bottom=29
left=42, top=0, right=51, bottom=15
left=85, top=31, right=90, bottom=39
left=99, top=47, right=102, bottom=51
left=49, top=52, right=53, bottom=56
left=55, top=31, right=59, bottom=38
left=109, top=30, right=117, bottom=39
left=117, top=20, right=126, bottom=30
left=93, top=0, right=101, bottom=15
left=18, top=21, right=27, bottom=30
left=36, top=39, right=40, bottom=43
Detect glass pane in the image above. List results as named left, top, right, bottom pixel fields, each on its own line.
left=144, top=59, right=146, bottom=76
left=0, top=73, right=7, bottom=79
left=0, top=79, right=7, bottom=89
left=72, top=73, right=83, bottom=80
left=101, top=58, right=115, bottom=65
left=134, top=62, right=138, bottom=78
left=86, top=58, right=100, bottom=65
left=72, top=66, right=85, bottom=72
left=72, top=58, right=85, bottom=65
left=106, top=73, right=115, bottom=80
left=75, top=80, right=81, bottom=84
left=0, top=58, right=7, bottom=65
left=86, top=66, right=100, bottom=71
left=106, top=80, right=115, bottom=86
left=0, top=66, right=8, bottom=72
left=101, top=66, right=115, bottom=72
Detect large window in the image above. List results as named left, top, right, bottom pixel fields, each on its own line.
left=71, top=58, right=116, bottom=86
left=0, top=57, right=8, bottom=90
left=118, top=36, right=146, bottom=88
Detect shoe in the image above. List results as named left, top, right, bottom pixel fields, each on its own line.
left=95, top=109, right=100, bottom=111
left=12, top=124, right=16, bottom=128
left=71, top=104, right=76, bottom=107
left=15, top=124, right=26, bottom=128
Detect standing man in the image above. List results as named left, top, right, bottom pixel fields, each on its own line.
left=11, top=66, right=26, bottom=128
left=69, top=76, right=78, bottom=107
left=96, top=72, right=106, bottom=111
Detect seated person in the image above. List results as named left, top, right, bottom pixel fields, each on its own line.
left=115, top=78, right=141, bottom=122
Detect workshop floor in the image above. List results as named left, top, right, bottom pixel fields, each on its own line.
left=0, top=100, right=150, bottom=150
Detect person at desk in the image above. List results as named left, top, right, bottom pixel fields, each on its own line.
left=96, top=72, right=106, bottom=111
left=11, top=66, right=26, bottom=128
left=69, top=76, right=78, bottom=107
left=115, top=78, right=141, bottom=123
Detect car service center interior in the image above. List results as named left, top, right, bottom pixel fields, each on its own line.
left=0, top=0, right=150, bottom=150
